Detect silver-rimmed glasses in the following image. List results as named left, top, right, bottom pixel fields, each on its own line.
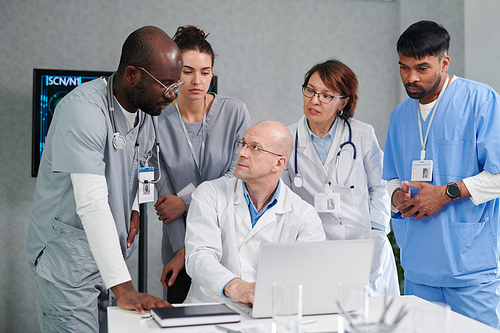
left=302, top=85, right=345, bottom=104
left=137, top=66, right=184, bottom=98
left=236, top=139, right=283, bottom=157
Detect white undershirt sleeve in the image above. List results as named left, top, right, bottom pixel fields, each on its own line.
left=387, top=171, right=500, bottom=210
left=463, top=170, right=500, bottom=205
left=132, top=193, right=139, bottom=212
left=71, top=173, right=131, bottom=289
left=387, top=178, right=401, bottom=212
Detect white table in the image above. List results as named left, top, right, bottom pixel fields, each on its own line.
left=108, top=295, right=498, bottom=333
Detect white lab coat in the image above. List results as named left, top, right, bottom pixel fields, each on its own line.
left=282, top=116, right=399, bottom=296
left=184, top=177, right=326, bottom=303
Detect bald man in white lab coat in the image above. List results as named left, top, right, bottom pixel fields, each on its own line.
left=184, top=121, right=326, bottom=303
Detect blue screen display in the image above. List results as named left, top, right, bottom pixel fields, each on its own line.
left=32, top=69, right=113, bottom=176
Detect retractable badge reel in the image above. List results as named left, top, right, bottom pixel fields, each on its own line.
left=314, top=184, right=340, bottom=213
left=138, top=154, right=154, bottom=204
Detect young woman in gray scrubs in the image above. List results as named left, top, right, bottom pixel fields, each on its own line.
left=152, top=25, right=252, bottom=303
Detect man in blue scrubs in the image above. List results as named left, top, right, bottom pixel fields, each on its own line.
left=383, top=20, right=500, bottom=328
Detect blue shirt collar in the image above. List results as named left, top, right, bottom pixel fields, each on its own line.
left=243, top=179, right=281, bottom=227
left=305, top=117, right=339, bottom=164
left=305, top=116, right=338, bottom=141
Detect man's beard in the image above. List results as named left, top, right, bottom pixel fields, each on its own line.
left=404, top=75, right=441, bottom=100
left=129, top=81, right=172, bottom=116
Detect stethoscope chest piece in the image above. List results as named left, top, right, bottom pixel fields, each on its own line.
left=113, top=134, right=126, bottom=150
left=293, top=175, right=303, bottom=188
left=107, top=74, right=128, bottom=150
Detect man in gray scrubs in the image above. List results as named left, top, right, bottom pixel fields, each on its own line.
left=27, top=26, right=183, bottom=332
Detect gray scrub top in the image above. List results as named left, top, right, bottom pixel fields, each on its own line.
left=27, top=77, right=155, bottom=286
left=151, top=94, right=252, bottom=262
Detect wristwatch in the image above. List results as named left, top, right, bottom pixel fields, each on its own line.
left=446, top=182, right=461, bottom=201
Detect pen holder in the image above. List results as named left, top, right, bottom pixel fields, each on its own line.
left=337, top=283, right=408, bottom=333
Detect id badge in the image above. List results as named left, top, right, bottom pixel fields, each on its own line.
left=138, top=166, right=154, bottom=203
left=411, top=159, right=433, bottom=182
left=314, top=192, right=340, bottom=213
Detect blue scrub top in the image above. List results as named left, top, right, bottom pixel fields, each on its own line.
left=383, top=76, right=500, bottom=287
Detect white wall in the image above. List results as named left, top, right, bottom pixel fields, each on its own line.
left=465, top=0, right=500, bottom=92
left=0, top=1, right=469, bottom=332
left=398, top=0, right=465, bottom=102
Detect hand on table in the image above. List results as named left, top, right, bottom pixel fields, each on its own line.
left=112, top=281, right=171, bottom=315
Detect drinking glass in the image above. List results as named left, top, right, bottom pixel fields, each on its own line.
left=412, top=303, right=451, bottom=333
left=272, top=282, right=302, bottom=333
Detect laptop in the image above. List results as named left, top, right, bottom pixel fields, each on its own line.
left=235, top=239, right=374, bottom=318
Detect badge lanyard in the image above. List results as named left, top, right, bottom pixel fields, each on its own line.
left=313, top=120, right=344, bottom=213
left=295, top=117, right=353, bottom=189
left=295, top=118, right=346, bottom=213
left=412, top=74, right=449, bottom=182
left=174, top=95, right=208, bottom=181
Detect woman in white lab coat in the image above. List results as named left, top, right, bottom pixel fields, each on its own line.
left=282, top=59, right=399, bottom=296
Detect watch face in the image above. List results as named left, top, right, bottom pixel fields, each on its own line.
left=447, top=183, right=460, bottom=198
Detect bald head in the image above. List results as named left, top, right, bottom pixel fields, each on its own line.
left=117, top=26, right=181, bottom=76
left=251, top=120, right=293, bottom=160
left=236, top=120, right=292, bottom=189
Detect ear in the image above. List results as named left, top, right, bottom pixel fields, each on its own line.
left=340, top=96, right=350, bottom=110
left=124, top=66, right=141, bottom=85
left=441, top=55, right=451, bottom=73
left=272, top=156, right=288, bottom=173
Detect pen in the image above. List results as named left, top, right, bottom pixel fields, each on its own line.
left=391, top=211, right=402, bottom=219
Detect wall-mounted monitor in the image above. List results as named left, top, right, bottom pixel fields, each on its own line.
left=209, top=75, right=218, bottom=94
left=32, top=69, right=218, bottom=177
left=32, top=68, right=113, bottom=177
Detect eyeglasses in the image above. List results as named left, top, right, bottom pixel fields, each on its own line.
left=236, top=139, right=283, bottom=157
left=137, top=67, right=184, bottom=98
left=302, top=86, right=345, bottom=104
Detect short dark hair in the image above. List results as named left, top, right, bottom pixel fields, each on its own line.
left=303, top=59, right=358, bottom=120
left=397, top=20, right=450, bottom=59
left=117, top=26, right=168, bottom=75
left=173, top=25, right=216, bottom=67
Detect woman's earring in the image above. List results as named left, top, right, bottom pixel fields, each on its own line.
left=338, top=109, right=344, bottom=116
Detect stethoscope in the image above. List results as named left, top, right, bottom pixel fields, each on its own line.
left=106, top=74, right=162, bottom=184
left=293, top=118, right=357, bottom=189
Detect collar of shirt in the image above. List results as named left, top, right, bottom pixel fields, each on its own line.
left=305, top=117, right=338, bottom=165
left=243, top=179, right=281, bottom=227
